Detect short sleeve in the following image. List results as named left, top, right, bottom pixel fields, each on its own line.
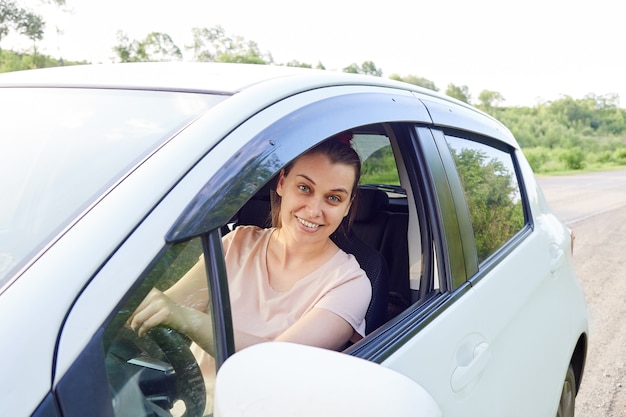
left=315, top=269, right=372, bottom=337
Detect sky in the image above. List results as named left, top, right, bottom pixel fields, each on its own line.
left=8, top=0, right=626, bottom=107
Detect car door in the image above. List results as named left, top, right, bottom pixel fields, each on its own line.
left=363, top=123, right=492, bottom=416
left=439, top=130, right=582, bottom=415
left=370, top=104, right=574, bottom=416
left=52, top=84, right=435, bottom=416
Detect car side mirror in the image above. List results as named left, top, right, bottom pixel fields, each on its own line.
left=214, top=342, right=442, bottom=417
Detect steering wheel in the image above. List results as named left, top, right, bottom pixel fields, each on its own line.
left=147, top=326, right=207, bottom=417
left=108, top=325, right=206, bottom=417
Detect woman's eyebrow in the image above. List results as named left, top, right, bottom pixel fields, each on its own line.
left=296, top=174, right=315, bottom=184
left=296, top=174, right=349, bottom=195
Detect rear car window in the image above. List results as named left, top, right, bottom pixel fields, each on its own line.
left=445, top=135, right=525, bottom=263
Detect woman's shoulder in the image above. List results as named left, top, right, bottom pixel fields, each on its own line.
left=225, top=225, right=272, bottom=240
left=333, top=248, right=363, bottom=268
left=223, top=225, right=273, bottom=252
left=324, top=249, right=368, bottom=284
left=233, top=225, right=271, bottom=236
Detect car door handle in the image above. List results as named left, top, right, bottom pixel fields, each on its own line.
left=451, top=342, right=490, bottom=392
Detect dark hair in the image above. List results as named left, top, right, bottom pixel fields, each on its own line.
left=270, top=132, right=361, bottom=230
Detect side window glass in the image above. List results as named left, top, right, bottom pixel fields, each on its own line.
left=354, top=133, right=401, bottom=186
left=445, top=135, right=525, bottom=263
left=103, top=238, right=217, bottom=417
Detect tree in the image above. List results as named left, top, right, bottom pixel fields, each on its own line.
left=0, top=0, right=17, bottom=47
left=15, top=9, right=44, bottom=57
left=389, top=74, right=438, bottom=91
left=342, top=60, right=382, bottom=77
left=445, top=83, right=471, bottom=103
left=280, top=60, right=326, bottom=70
left=477, top=89, right=505, bottom=111
left=0, top=0, right=44, bottom=67
left=186, top=26, right=271, bottom=64
left=342, top=63, right=359, bottom=73
left=113, top=31, right=182, bottom=62
left=283, top=60, right=312, bottom=68
left=112, top=31, right=140, bottom=62
left=41, top=0, right=70, bottom=63
left=143, top=32, right=182, bottom=61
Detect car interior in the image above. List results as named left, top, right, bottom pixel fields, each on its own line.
left=229, top=122, right=424, bottom=335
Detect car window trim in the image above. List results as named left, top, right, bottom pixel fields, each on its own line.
left=166, top=90, right=430, bottom=243
left=202, top=229, right=235, bottom=367
left=430, top=128, right=479, bottom=278
left=389, top=123, right=439, bottom=296
left=55, top=328, right=115, bottom=417
left=413, top=126, right=467, bottom=290
left=347, top=283, right=472, bottom=362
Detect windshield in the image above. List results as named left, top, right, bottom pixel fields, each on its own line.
left=0, top=87, right=226, bottom=288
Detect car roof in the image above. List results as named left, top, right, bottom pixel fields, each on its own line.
left=0, top=61, right=414, bottom=93
left=0, top=62, right=313, bottom=93
left=0, top=62, right=514, bottom=142
left=0, top=61, right=443, bottom=101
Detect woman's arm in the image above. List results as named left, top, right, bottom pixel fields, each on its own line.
left=128, top=287, right=216, bottom=356
left=164, top=257, right=210, bottom=310
left=275, top=308, right=355, bottom=350
left=233, top=308, right=354, bottom=352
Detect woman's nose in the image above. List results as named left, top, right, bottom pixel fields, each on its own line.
left=305, top=196, right=323, bottom=216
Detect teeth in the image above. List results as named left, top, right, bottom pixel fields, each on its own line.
left=298, top=217, right=320, bottom=229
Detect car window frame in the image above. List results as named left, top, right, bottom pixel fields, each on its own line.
left=191, top=98, right=433, bottom=362
left=346, top=122, right=464, bottom=361
left=348, top=120, right=533, bottom=361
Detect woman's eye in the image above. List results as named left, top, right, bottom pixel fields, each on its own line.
left=328, top=195, right=341, bottom=203
left=298, top=184, right=310, bottom=192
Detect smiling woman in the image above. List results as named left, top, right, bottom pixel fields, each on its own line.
left=122, top=133, right=372, bottom=415
left=128, top=133, right=372, bottom=354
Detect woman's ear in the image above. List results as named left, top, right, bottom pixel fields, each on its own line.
left=275, top=170, right=286, bottom=197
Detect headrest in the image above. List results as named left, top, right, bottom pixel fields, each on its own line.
left=354, top=188, right=388, bottom=222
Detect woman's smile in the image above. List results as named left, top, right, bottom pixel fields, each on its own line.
left=296, top=216, right=322, bottom=230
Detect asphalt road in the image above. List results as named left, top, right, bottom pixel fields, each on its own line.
left=537, top=169, right=626, bottom=417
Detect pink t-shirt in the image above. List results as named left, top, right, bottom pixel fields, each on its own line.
left=223, top=226, right=371, bottom=339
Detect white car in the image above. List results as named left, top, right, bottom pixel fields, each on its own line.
left=0, top=62, right=587, bottom=417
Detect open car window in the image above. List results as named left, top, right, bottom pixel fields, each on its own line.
left=354, top=132, right=401, bottom=187
left=103, top=238, right=217, bottom=417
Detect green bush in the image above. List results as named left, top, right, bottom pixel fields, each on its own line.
left=559, top=147, right=586, bottom=170
left=522, top=147, right=549, bottom=172
left=613, top=148, right=626, bottom=165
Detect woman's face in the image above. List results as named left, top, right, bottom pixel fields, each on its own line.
left=276, top=152, right=355, bottom=245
